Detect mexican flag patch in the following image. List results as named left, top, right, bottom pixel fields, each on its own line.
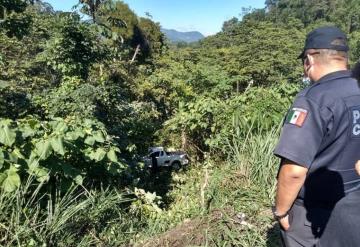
left=286, top=108, right=308, bottom=127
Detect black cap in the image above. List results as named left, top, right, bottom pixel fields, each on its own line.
left=298, top=26, right=349, bottom=59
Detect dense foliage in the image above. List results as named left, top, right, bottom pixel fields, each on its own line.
left=1, top=0, right=360, bottom=246
left=0, top=0, right=167, bottom=191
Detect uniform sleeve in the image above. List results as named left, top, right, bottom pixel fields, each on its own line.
left=274, top=96, right=332, bottom=168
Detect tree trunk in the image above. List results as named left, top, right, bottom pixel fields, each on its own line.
left=130, top=44, right=141, bottom=64
left=181, top=129, right=187, bottom=150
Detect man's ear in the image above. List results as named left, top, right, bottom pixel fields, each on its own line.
left=307, top=54, right=315, bottom=66
left=304, top=56, right=311, bottom=73
left=304, top=55, right=315, bottom=73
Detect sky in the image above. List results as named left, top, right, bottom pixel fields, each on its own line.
left=45, top=0, right=266, bottom=36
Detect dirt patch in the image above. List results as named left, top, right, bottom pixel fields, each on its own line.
left=137, top=217, right=205, bottom=247
left=135, top=208, right=252, bottom=247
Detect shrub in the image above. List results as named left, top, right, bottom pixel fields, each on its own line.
left=0, top=116, right=124, bottom=192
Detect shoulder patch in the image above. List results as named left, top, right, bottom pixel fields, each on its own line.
left=285, top=108, right=308, bottom=127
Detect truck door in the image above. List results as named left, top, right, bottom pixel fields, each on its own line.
left=150, top=151, right=160, bottom=172
left=157, top=151, right=167, bottom=166
left=163, top=151, right=172, bottom=166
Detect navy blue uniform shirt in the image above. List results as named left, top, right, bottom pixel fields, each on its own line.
left=274, top=70, right=360, bottom=206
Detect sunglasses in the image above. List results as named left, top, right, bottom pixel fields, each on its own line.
left=301, top=51, right=321, bottom=64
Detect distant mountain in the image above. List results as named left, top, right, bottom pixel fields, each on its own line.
left=161, top=28, right=205, bottom=43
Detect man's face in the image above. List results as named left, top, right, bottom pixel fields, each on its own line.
left=302, top=51, right=320, bottom=79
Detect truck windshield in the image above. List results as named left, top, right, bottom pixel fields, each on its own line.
left=150, top=151, right=160, bottom=157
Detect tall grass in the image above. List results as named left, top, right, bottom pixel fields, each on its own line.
left=0, top=177, right=131, bottom=246
left=194, top=126, right=282, bottom=246
left=227, top=125, right=281, bottom=199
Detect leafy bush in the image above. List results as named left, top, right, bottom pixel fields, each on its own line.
left=163, top=82, right=299, bottom=156
left=0, top=116, right=124, bottom=192
left=33, top=76, right=101, bottom=118
left=0, top=87, right=34, bottom=119
left=41, top=15, right=106, bottom=79
left=130, top=187, right=163, bottom=220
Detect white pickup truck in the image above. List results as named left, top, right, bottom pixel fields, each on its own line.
left=143, top=147, right=189, bottom=170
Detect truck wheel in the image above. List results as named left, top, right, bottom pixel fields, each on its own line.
left=172, top=161, right=181, bottom=171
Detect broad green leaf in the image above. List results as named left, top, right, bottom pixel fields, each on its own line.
left=74, top=175, right=83, bottom=185
left=27, top=151, right=39, bottom=169
left=26, top=151, right=49, bottom=182
left=9, top=151, right=18, bottom=163
left=107, top=149, right=118, bottom=162
left=54, top=121, right=68, bottom=133
left=21, top=125, right=37, bottom=138
left=32, top=166, right=50, bottom=183
left=0, top=119, right=12, bottom=126
left=84, top=119, right=93, bottom=127
left=93, top=131, right=105, bottom=143
left=88, top=148, right=106, bottom=162
left=84, top=136, right=96, bottom=146
left=107, top=163, right=123, bottom=175
left=0, top=124, right=16, bottom=147
left=1, top=165, right=21, bottom=192
left=51, top=137, right=66, bottom=155
left=65, top=132, right=78, bottom=141
left=12, top=148, right=25, bottom=160
left=65, top=129, right=84, bottom=141
left=27, top=118, right=40, bottom=129
left=35, top=140, right=53, bottom=160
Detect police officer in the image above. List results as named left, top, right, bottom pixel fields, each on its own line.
left=317, top=187, right=360, bottom=246
left=317, top=69, right=360, bottom=247
left=273, top=26, right=360, bottom=247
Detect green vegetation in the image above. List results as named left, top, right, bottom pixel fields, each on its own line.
left=0, top=0, right=360, bottom=246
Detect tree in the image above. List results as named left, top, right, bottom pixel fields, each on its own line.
left=0, top=0, right=32, bottom=39
left=222, top=17, right=239, bottom=33
left=79, top=0, right=104, bottom=22
left=262, top=0, right=360, bottom=33
left=133, top=17, right=165, bottom=61
left=38, top=14, right=105, bottom=79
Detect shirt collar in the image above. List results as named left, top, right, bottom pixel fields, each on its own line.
left=316, top=70, right=352, bottom=84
